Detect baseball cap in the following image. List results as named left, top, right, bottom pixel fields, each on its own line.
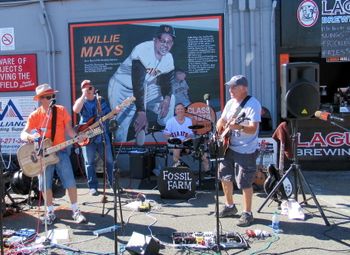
left=225, top=75, right=248, bottom=87
left=155, top=24, right=176, bottom=38
left=81, top=79, right=91, bottom=89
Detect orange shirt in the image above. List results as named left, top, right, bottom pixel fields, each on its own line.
left=26, top=105, right=71, bottom=145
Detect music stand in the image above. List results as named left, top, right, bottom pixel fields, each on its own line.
left=257, top=119, right=330, bottom=226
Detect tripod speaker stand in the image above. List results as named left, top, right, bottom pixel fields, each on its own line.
left=257, top=119, right=330, bottom=226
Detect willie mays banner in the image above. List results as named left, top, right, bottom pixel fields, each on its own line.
left=69, top=15, right=224, bottom=143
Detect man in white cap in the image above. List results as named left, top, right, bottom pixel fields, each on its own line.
left=20, top=83, right=86, bottom=225
left=216, top=75, right=261, bottom=227
left=108, top=24, right=176, bottom=142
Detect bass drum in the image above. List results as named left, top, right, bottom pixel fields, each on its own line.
left=185, top=102, right=216, bottom=135
left=158, top=167, right=196, bottom=199
left=11, top=170, right=38, bottom=195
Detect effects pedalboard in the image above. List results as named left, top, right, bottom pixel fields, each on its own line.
left=172, top=231, right=248, bottom=249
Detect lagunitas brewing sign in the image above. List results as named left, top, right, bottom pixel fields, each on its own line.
left=158, top=167, right=195, bottom=199
left=297, top=131, right=350, bottom=159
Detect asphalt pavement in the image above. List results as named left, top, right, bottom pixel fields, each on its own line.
left=2, top=169, right=350, bottom=255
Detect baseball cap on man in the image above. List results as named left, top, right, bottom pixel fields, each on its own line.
left=225, top=75, right=248, bottom=87
left=34, top=83, right=58, bottom=101
left=81, top=79, right=92, bottom=89
left=155, top=24, right=176, bottom=38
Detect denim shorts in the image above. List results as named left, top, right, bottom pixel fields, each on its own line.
left=38, top=149, right=76, bottom=191
left=218, top=148, right=258, bottom=189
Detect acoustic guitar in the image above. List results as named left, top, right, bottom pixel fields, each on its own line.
left=219, top=112, right=246, bottom=154
left=254, top=140, right=268, bottom=189
left=263, top=142, right=293, bottom=202
left=17, top=127, right=103, bottom=177
left=75, top=96, right=136, bottom=146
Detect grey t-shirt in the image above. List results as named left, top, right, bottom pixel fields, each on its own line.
left=221, top=96, right=261, bottom=154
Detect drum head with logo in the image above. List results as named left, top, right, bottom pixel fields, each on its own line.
left=158, top=167, right=196, bottom=199
left=185, top=102, right=216, bottom=135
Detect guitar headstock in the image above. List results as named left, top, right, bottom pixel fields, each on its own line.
left=119, top=96, right=136, bottom=109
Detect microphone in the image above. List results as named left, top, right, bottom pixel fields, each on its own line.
left=204, top=93, right=210, bottom=106
left=49, top=95, right=56, bottom=107
left=109, top=119, right=119, bottom=132
left=314, top=111, right=344, bottom=122
left=95, top=89, right=100, bottom=95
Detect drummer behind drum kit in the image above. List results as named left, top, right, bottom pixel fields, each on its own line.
left=158, top=124, right=211, bottom=198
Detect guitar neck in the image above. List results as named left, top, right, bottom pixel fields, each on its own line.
left=89, top=111, right=115, bottom=130
left=278, top=142, right=285, bottom=174
left=46, top=137, right=80, bottom=155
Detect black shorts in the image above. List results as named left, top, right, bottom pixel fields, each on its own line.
left=218, top=149, right=258, bottom=189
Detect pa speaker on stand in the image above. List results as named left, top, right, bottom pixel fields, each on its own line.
left=281, top=62, right=320, bottom=119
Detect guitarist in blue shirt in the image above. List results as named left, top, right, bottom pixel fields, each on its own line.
left=73, top=80, right=121, bottom=196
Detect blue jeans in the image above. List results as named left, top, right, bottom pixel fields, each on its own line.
left=38, top=149, right=76, bottom=191
left=81, top=134, right=114, bottom=190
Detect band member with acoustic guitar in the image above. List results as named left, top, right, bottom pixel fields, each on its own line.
left=20, top=83, right=86, bottom=225
left=73, top=80, right=121, bottom=196
left=216, top=75, right=261, bottom=227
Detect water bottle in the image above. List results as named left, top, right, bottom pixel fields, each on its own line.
left=271, top=211, right=280, bottom=232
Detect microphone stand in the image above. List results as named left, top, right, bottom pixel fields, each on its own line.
left=0, top=147, right=4, bottom=255
left=95, top=94, right=109, bottom=216
left=109, top=120, right=123, bottom=255
left=38, top=100, right=55, bottom=245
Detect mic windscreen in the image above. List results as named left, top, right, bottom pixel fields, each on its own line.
left=203, top=93, right=210, bottom=101
left=314, top=111, right=322, bottom=118
left=109, top=119, right=119, bottom=132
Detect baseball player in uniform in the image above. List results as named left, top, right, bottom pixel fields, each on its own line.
left=108, top=24, right=176, bottom=142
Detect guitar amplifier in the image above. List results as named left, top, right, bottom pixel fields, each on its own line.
left=129, top=151, right=155, bottom=179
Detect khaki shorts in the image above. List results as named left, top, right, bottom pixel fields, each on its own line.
left=218, top=149, right=258, bottom=189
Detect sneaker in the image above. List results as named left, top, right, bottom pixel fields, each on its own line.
left=237, top=212, right=254, bottom=227
left=72, top=210, right=86, bottom=224
left=40, top=211, right=56, bottom=225
left=218, top=205, right=238, bottom=218
left=89, top=188, right=99, bottom=196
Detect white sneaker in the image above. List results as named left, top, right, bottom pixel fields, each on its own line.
left=89, top=188, right=99, bottom=196
left=73, top=210, right=86, bottom=224
left=40, top=211, right=56, bottom=225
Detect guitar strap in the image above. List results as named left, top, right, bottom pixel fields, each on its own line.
left=51, top=105, right=57, bottom=143
left=232, top=95, right=251, bottom=118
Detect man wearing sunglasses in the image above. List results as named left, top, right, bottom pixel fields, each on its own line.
left=73, top=80, right=119, bottom=196
left=20, top=83, right=86, bottom=225
left=108, top=24, right=176, bottom=142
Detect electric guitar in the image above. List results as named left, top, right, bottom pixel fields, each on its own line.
left=75, top=96, right=136, bottom=146
left=263, top=142, right=293, bottom=202
left=17, top=127, right=103, bottom=177
left=219, top=112, right=246, bottom=153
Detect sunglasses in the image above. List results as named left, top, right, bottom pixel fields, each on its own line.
left=40, top=95, right=53, bottom=100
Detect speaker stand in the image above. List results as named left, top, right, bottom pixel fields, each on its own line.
left=257, top=119, right=330, bottom=226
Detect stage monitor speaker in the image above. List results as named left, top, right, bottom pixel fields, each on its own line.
left=281, top=62, right=320, bottom=119
left=125, top=231, right=160, bottom=255
left=158, top=167, right=195, bottom=199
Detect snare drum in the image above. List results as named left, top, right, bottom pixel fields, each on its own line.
left=182, top=138, right=193, bottom=148
left=168, top=137, right=182, bottom=145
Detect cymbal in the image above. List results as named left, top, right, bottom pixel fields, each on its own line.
left=148, top=126, right=163, bottom=132
left=188, top=124, right=205, bottom=130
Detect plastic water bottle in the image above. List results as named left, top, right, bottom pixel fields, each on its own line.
left=271, top=211, right=280, bottom=232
